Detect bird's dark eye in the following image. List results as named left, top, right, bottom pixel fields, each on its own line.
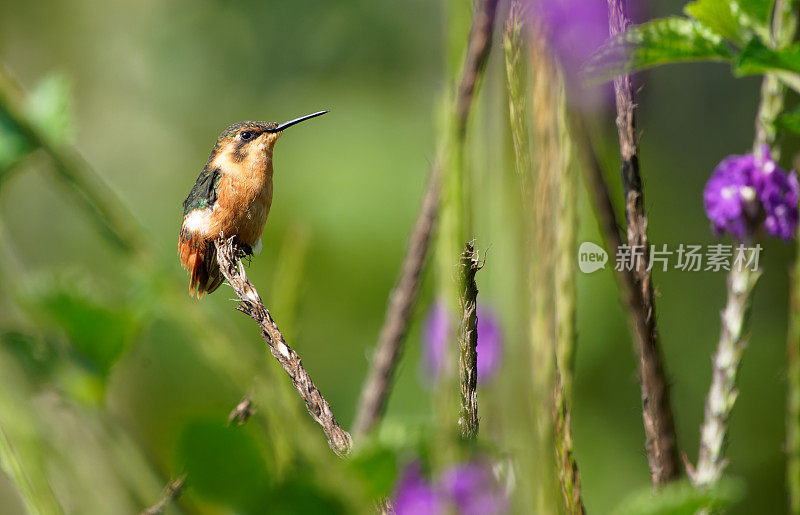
left=240, top=131, right=254, bottom=141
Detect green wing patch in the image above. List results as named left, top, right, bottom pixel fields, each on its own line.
left=183, top=167, right=221, bottom=215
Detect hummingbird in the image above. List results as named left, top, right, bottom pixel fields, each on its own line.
left=179, top=111, right=328, bottom=297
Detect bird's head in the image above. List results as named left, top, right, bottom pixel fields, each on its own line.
left=208, top=111, right=328, bottom=168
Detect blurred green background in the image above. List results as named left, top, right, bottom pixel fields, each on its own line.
left=0, top=0, right=795, bottom=513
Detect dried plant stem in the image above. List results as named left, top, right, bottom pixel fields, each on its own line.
left=215, top=237, right=353, bottom=456
left=691, top=256, right=761, bottom=488
left=141, top=475, right=186, bottom=515
left=607, top=0, right=680, bottom=485
left=353, top=0, right=499, bottom=439
left=0, top=64, right=146, bottom=255
left=457, top=241, right=481, bottom=440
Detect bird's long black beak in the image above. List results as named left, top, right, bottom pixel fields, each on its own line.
left=266, top=110, right=328, bottom=133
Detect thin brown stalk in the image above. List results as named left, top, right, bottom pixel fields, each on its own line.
left=352, top=0, right=499, bottom=439
left=215, top=237, right=353, bottom=456
left=457, top=241, right=481, bottom=440
left=606, top=0, right=680, bottom=485
left=141, top=474, right=186, bottom=515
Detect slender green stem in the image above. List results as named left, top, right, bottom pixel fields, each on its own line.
left=692, top=252, right=761, bottom=487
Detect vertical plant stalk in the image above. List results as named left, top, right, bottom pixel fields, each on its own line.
left=607, top=0, right=680, bottom=485
left=527, top=21, right=562, bottom=514
left=552, top=54, right=585, bottom=515
left=215, top=237, right=353, bottom=456
left=353, top=0, right=499, bottom=439
left=691, top=252, right=761, bottom=487
left=0, top=65, right=147, bottom=256
left=457, top=241, right=481, bottom=440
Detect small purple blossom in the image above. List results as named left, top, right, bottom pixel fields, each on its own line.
left=535, top=0, right=609, bottom=79
left=703, top=147, right=799, bottom=241
left=392, top=461, right=508, bottom=515
left=393, top=463, right=443, bottom=515
left=440, top=462, right=509, bottom=515
left=422, top=301, right=503, bottom=384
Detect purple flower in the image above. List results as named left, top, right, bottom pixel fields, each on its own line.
left=392, top=461, right=508, bottom=515
left=535, top=0, right=609, bottom=79
left=703, top=147, right=799, bottom=241
left=393, top=463, right=443, bottom=515
left=423, top=301, right=503, bottom=384
left=440, top=462, right=509, bottom=515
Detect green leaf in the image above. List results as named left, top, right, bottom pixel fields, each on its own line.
left=613, top=478, right=745, bottom=515
left=737, top=0, right=775, bottom=25
left=264, top=478, right=347, bottom=515
left=777, top=105, right=800, bottom=135
left=684, top=0, right=767, bottom=44
left=25, top=74, right=73, bottom=145
left=177, top=419, right=272, bottom=511
left=734, top=37, right=800, bottom=76
left=0, top=110, right=33, bottom=176
left=584, top=17, right=734, bottom=83
left=29, top=285, right=136, bottom=378
left=348, top=443, right=398, bottom=499
left=0, top=331, right=57, bottom=381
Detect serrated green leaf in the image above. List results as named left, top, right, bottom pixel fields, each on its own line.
left=584, top=17, right=734, bottom=83
left=684, top=0, right=766, bottom=45
left=733, top=38, right=800, bottom=92
left=25, top=74, right=73, bottom=145
left=613, top=478, right=745, bottom=515
left=734, top=37, right=800, bottom=76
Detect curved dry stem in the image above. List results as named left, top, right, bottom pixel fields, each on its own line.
left=215, top=237, right=352, bottom=456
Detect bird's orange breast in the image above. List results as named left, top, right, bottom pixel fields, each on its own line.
left=205, top=139, right=275, bottom=246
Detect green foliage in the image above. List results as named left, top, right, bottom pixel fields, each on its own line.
left=347, top=443, right=399, bottom=499
left=0, top=73, right=72, bottom=183
left=584, top=18, right=733, bottom=83
left=0, top=331, right=57, bottom=381
left=26, top=74, right=73, bottom=145
left=612, top=478, right=745, bottom=515
left=177, top=418, right=347, bottom=514
left=777, top=105, right=800, bottom=135
left=0, top=111, right=32, bottom=176
left=27, top=282, right=137, bottom=379
left=684, top=0, right=766, bottom=44
left=177, top=418, right=272, bottom=511
left=734, top=38, right=800, bottom=76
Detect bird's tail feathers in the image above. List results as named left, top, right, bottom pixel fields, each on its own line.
left=178, top=230, right=223, bottom=297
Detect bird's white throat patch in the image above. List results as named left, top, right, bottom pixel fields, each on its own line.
left=183, top=208, right=213, bottom=235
